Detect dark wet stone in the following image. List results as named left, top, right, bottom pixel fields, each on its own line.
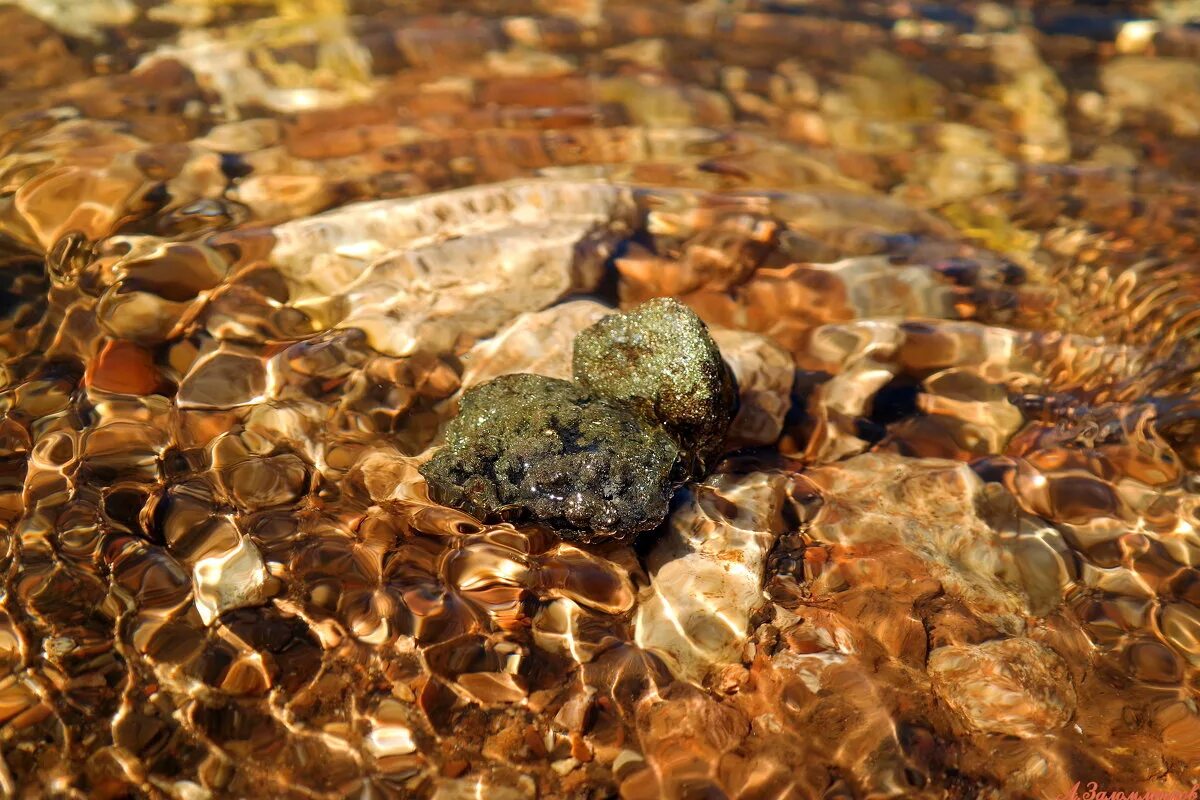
left=419, top=373, right=681, bottom=542
left=573, top=297, right=737, bottom=474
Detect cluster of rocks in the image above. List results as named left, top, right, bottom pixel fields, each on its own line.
left=420, top=298, right=737, bottom=543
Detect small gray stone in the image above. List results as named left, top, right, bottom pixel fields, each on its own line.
left=419, top=374, right=681, bottom=543
left=573, top=298, right=737, bottom=474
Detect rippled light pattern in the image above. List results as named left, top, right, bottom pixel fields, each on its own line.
left=0, top=1, right=1198, bottom=798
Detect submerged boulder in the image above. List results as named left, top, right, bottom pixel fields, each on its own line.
left=419, top=374, right=681, bottom=542
left=573, top=297, right=737, bottom=473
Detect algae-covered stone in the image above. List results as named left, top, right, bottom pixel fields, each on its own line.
left=573, top=298, right=737, bottom=473
left=420, top=373, right=681, bottom=542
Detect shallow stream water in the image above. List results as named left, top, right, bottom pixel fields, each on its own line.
left=0, top=1, right=1199, bottom=798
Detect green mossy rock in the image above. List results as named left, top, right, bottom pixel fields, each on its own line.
left=419, top=374, right=682, bottom=542
left=573, top=297, right=737, bottom=474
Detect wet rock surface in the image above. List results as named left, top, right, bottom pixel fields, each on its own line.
left=420, top=374, right=680, bottom=542
left=0, top=1, right=1199, bottom=799
left=429, top=298, right=737, bottom=540
left=574, top=297, right=737, bottom=472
